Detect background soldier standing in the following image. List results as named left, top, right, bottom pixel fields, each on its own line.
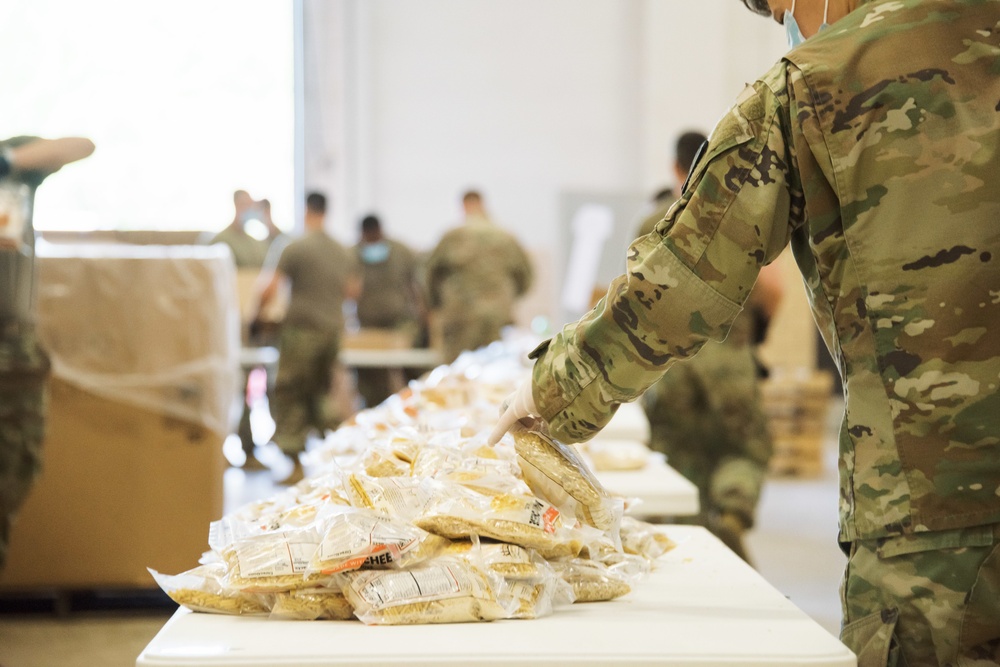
left=0, top=135, right=94, bottom=570
left=353, top=214, right=423, bottom=407
left=426, top=190, right=533, bottom=364
left=258, top=192, right=360, bottom=485
left=211, top=189, right=269, bottom=270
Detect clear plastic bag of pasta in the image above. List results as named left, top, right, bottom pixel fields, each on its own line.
left=149, top=563, right=270, bottom=616
left=307, top=505, right=446, bottom=575
left=270, top=586, right=356, bottom=621
left=443, top=538, right=543, bottom=579
left=502, top=567, right=575, bottom=619
left=341, top=557, right=516, bottom=625
left=344, top=473, right=435, bottom=521
left=550, top=557, right=636, bottom=603
left=414, top=479, right=585, bottom=559
left=511, top=429, right=624, bottom=535
left=444, top=538, right=575, bottom=620
left=619, top=516, right=677, bottom=562
left=213, top=523, right=331, bottom=594
left=208, top=516, right=330, bottom=593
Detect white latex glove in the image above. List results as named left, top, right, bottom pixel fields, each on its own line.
left=487, top=380, right=539, bottom=446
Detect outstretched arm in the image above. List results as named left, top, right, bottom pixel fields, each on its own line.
left=7, top=137, right=95, bottom=174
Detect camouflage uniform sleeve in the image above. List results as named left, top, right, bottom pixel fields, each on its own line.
left=532, top=63, right=804, bottom=443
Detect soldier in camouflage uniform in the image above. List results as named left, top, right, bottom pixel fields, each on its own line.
left=210, top=190, right=269, bottom=270
left=492, top=1, right=1000, bottom=663
left=258, top=192, right=360, bottom=485
left=354, top=214, right=422, bottom=407
left=637, top=131, right=782, bottom=563
left=0, top=136, right=94, bottom=570
left=427, top=191, right=534, bottom=364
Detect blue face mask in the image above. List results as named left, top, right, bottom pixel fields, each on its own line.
left=360, top=241, right=390, bottom=264
left=785, top=0, right=830, bottom=49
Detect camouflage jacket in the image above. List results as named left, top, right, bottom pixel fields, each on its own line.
left=531, top=0, right=1000, bottom=542
left=426, top=218, right=533, bottom=313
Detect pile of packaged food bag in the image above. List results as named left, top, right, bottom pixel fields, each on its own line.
left=150, top=340, right=676, bottom=624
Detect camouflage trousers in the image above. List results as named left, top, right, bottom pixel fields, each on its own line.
left=841, top=524, right=1000, bottom=667
left=271, top=325, right=341, bottom=458
left=643, top=340, right=772, bottom=559
left=0, top=329, right=49, bottom=570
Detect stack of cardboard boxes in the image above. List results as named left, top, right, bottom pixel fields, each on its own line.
left=762, top=369, right=834, bottom=477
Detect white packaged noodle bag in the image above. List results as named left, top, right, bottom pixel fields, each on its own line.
left=443, top=538, right=575, bottom=620
left=150, top=563, right=271, bottom=616
left=307, top=505, right=440, bottom=575
left=444, top=540, right=542, bottom=579
left=342, top=557, right=515, bottom=625
left=619, top=516, right=678, bottom=561
left=502, top=565, right=575, bottom=619
left=511, top=429, right=624, bottom=534
left=270, top=586, right=356, bottom=621
left=414, top=479, right=585, bottom=559
left=222, top=528, right=328, bottom=593
left=344, top=473, right=435, bottom=521
left=550, top=557, right=636, bottom=603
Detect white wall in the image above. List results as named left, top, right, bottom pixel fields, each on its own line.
left=639, top=3, right=789, bottom=193
left=304, top=1, right=787, bottom=249
left=302, top=1, right=792, bottom=327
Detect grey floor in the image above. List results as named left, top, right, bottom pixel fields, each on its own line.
left=0, top=403, right=846, bottom=667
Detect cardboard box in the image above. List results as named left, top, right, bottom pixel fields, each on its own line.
left=0, top=380, right=226, bottom=589
left=0, top=244, right=238, bottom=590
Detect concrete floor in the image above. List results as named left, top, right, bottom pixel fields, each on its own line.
left=0, top=403, right=847, bottom=666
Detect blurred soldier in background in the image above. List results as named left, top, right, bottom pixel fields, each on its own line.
left=258, top=198, right=289, bottom=252
left=0, top=135, right=94, bottom=570
left=219, top=195, right=288, bottom=472
left=638, top=131, right=783, bottom=563
left=258, top=192, right=360, bottom=485
left=211, top=189, right=268, bottom=270
left=426, top=190, right=533, bottom=364
left=353, top=214, right=422, bottom=407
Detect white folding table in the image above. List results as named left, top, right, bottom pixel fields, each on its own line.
left=339, top=348, right=444, bottom=370
left=596, top=454, right=700, bottom=519
left=136, top=526, right=854, bottom=667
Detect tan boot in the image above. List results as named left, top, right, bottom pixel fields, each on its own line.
left=280, top=459, right=305, bottom=486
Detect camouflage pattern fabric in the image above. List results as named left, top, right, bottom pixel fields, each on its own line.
left=528, top=0, right=999, bottom=660
left=531, top=0, right=1000, bottom=543
left=636, top=200, right=675, bottom=240
left=271, top=325, right=341, bottom=457
left=643, top=336, right=771, bottom=529
left=0, top=328, right=49, bottom=569
left=841, top=524, right=1000, bottom=666
left=427, top=218, right=533, bottom=364
left=638, top=201, right=772, bottom=555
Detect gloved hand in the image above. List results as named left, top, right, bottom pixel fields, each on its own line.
left=487, top=380, right=539, bottom=446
